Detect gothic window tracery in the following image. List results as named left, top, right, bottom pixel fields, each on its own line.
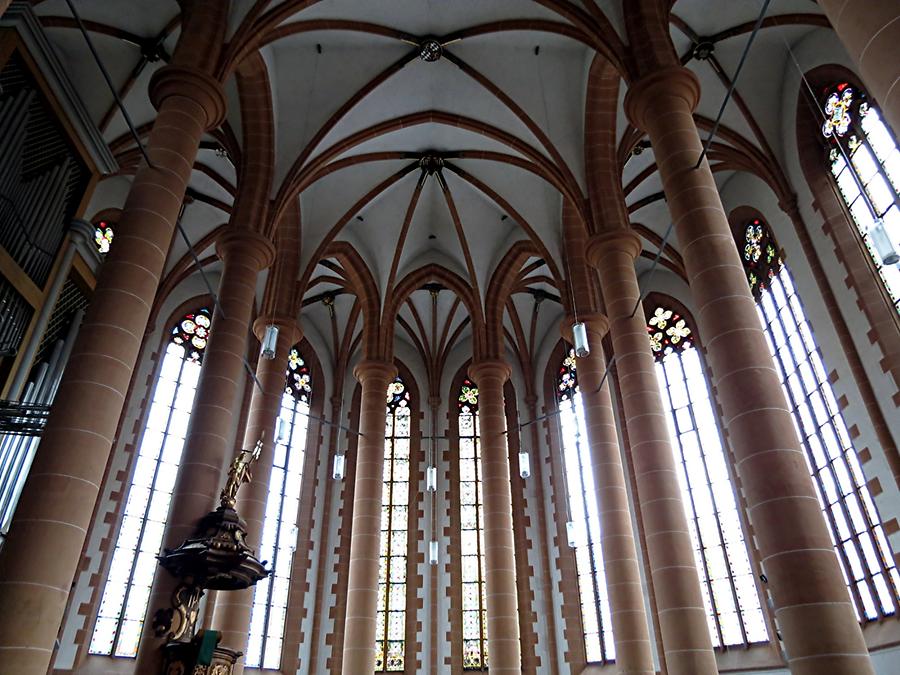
left=245, top=347, right=312, bottom=669
left=457, top=377, right=488, bottom=670
left=376, top=376, right=411, bottom=671
left=89, top=307, right=211, bottom=657
left=556, top=348, right=614, bottom=662
left=821, top=82, right=900, bottom=311
left=740, top=217, right=900, bottom=620
left=648, top=304, right=767, bottom=647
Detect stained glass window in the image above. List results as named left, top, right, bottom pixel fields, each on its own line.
left=822, top=83, right=900, bottom=311
left=648, top=306, right=767, bottom=647
left=245, top=347, right=312, bottom=669
left=556, top=348, right=614, bottom=662
left=741, top=219, right=900, bottom=620
left=89, top=308, right=211, bottom=657
left=376, top=377, right=411, bottom=671
left=458, top=378, right=487, bottom=670
left=94, top=220, right=114, bottom=254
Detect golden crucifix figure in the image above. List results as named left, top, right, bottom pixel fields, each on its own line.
left=220, top=436, right=264, bottom=509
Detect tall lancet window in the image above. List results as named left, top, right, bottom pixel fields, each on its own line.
left=556, top=348, right=614, bottom=662
left=821, top=82, right=900, bottom=310
left=648, top=305, right=767, bottom=647
left=376, top=377, right=411, bottom=671
left=90, top=307, right=211, bottom=657
left=458, top=378, right=488, bottom=670
left=740, top=217, right=900, bottom=619
left=245, top=348, right=312, bottom=668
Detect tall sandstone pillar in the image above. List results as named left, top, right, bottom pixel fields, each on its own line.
left=467, top=360, right=520, bottom=674
left=587, top=232, right=718, bottom=675
left=342, top=360, right=397, bottom=674
left=212, top=315, right=299, bottom=672
left=563, top=314, right=656, bottom=674
left=624, top=66, right=873, bottom=675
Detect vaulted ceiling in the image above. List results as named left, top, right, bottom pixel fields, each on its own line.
left=31, top=0, right=834, bottom=387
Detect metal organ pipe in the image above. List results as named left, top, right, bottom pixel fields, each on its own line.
left=0, top=308, right=84, bottom=536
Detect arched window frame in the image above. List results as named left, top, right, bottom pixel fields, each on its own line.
left=646, top=298, right=768, bottom=648
left=796, top=65, right=900, bottom=394
left=553, top=346, right=614, bottom=663
left=734, top=214, right=900, bottom=621
left=453, top=375, right=488, bottom=671
left=818, top=81, right=900, bottom=312
left=375, top=375, right=413, bottom=672
left=88, top=305, right=211, bottom=658
left=245, top=346, right=314, bottom=669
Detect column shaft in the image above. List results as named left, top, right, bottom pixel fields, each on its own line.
left=342, top=360, right=397, bottom=674
left=588, top=237, right=718, bottom=675
left=135, top=229, right=273, bottom=672
left=819, top=0, right=900, bottom=136
left=0, top=69, right=223, bottom=674
left=627, top=67, right=873, bottom=675
left=213, top=317, right=298, bottom=670
left=468, top=360, right=520, bottom=674
left=571, top=317, right=655, bottom=675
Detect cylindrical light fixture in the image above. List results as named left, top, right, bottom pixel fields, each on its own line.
left=276, top=417, right=289, bottom=444
left=261, top=323, right=279, bottom=360
left=870, top=218, right=900, bottom=265
left=572, top=321, right=589, bottom=357
left=566, top=520, right=578, bottom=548
left=429, top=540, right=439, bottom=565
left=518, top=450, right=531, bottom=479
left=332, top=453, right=346, bottom=480
left=426, top=465, right=437, bottom=491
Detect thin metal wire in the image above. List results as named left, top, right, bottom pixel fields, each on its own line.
left=695, top=0, right=772, bottom=169
left=65, top=0, right=153, bottom=169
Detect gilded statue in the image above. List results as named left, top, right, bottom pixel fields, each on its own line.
left=220, top=437, right=264, bottom=509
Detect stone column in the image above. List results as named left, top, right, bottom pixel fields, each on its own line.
left=467, top=360, right=520, bottom=674
left=563, top=314, right=655, bottom=675
left=135, top=228, right=274, bottom=672
left=342, top=359, right=397, bottom=674
left=625, top=66, right=873, bottom=675
left=0, top=65, right=225, bottom=673
left=818, top=0, right=900, bottom=136
left=586, top=232, right=718, bottom=675
left=213, top=315, right=300, bottom=670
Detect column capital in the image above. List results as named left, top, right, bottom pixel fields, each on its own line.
left=428, top=395, right=442, bottom=409
left=216, top=228, right=275, bottom=271
left=353, top=359, right=397, bottom=385
left=251, top=314, right=302, bottom=344
left=468, top=359, right=511, bottom=384
left=149, top=65, right=227, bottom=131
left=560, top=312, right=609, bottom=342
left=585, top=229, right=642, bottom=267
left=624, top=66, right=700, bottom=132
left=69, top=218, right=95, bottom=246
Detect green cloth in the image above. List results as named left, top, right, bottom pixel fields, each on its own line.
left=197, top=630, right=219, bottom=665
